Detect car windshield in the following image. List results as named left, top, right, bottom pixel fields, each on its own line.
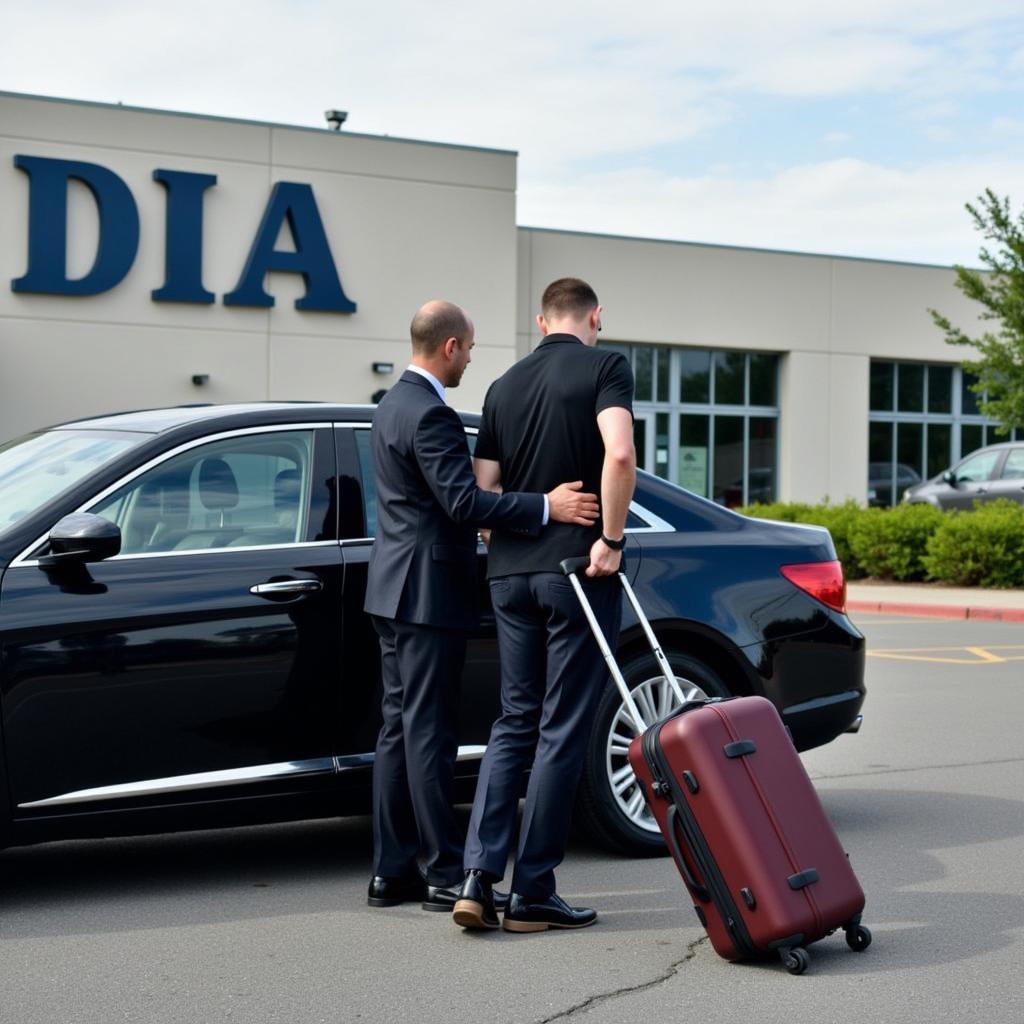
left=0, top=429, right=146, bottom=538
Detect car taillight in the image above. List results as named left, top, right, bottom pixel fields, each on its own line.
left=780, top=561, right=846, bottom=613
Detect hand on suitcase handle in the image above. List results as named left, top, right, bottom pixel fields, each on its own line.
left=559, top=557, right=592, bottom=575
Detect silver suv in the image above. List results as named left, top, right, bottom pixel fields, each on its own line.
left=903, top=442, right=1024, bottom=509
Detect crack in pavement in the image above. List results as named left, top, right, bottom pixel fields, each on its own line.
left=528, top=935, right=708, bottom=1024
left=810, top=755, right=1023, bottom=782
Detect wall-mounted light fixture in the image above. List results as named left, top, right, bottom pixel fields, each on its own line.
left=372, top=361, right=394, bottom=375
left=191, top=374, right=210, bottom=386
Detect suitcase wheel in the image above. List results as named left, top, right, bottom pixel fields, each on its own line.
left=780, top=947, right=810, bottom=975
left=845, top=924, right=872, bottom=952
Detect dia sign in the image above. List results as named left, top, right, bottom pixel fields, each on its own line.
left=10, top=155, right=357, bottom=313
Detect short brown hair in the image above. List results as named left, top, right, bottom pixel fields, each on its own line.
left=410, top=300, right=471, bottom=356
left=541, top=277, right=599, bottom=320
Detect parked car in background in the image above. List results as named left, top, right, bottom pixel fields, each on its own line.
left=903, top=442, right=1024, bottom=509
left=868, top=462, right=921, bottom=507
left=0, top=404, right=865, bottom=858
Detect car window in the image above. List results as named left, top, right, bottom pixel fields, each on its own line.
left=353, top=426, right=478, bottom=540
left=354, top=428, right=377, bottom=538
left=999, top=448, right=1024, bottom=480
left=0, top=429, right=144, bottom=538
left=955, top=450, right=1001, bottom=483
left=90, top=431, right=314, bottom=554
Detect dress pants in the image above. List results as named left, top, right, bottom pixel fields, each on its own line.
left=371, top=616, right=466, bottom=887
left=464, top=572, right=621, bottom=899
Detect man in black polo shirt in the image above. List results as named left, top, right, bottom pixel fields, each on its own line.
left=452, top=278, right=636, bottom=933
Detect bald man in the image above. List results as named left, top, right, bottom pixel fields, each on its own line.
left=363, top=300, right=599, bottom=912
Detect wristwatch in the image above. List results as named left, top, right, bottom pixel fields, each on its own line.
left=601, top=533, right=626, bottom=551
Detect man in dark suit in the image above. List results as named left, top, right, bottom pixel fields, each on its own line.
left=452, top=278, right=636, bottom=932
left=364, top=299, right=601, bottom=912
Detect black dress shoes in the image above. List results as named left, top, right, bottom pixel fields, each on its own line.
left=452, top=869, right=500, bottom=930
left=422, top=881, right=464, bottom=912
left=367, top=874, right=427, bottom=908
left=502, top=892, right=598, bottom=932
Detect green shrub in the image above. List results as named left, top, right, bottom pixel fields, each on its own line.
left=847, top=503, right=945, bottom=580
left=922, top=500, right=1024, bottom=588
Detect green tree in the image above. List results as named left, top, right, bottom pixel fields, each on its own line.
left=930, top=189, right=1024, bottom=434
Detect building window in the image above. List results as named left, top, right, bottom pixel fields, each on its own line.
left=868, top=360, right=1019, bottom=506
left=605, top=343, right=779, bottom=508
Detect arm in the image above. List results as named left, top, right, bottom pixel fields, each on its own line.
left=474, top=456, right=598, bottom=527
left=587, top=406, right=637, bottom=577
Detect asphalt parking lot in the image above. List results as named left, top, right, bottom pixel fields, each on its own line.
left=0, top=612, right=1022, bottom=1024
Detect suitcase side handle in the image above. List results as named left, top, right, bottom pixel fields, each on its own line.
left=666, top=805, right=710, bottom=903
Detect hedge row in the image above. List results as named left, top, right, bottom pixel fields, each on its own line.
left=738, top=499, right=1024, bottom=588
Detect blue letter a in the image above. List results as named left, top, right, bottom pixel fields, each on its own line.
left=223, top=182, right=357, bottom=312
left=12, top=155, right=140, bottom=296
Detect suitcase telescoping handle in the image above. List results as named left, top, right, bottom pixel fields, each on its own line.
left=559, top=558, right=687, bottom=733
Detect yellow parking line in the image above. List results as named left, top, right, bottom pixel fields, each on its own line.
left=867, top=644, right=1024, bottom=665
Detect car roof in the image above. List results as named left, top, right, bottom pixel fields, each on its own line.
left=961, top=440, right=1021, bottom=458
left=45, top=402, right=481, bottom=434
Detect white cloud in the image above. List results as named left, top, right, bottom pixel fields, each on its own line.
left=517, top=157, right=1024, bottom=265
left=3, top=0, right=1024, bottom=264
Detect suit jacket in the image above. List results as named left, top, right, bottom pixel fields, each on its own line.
left=364, top=371, right=545, bottom=630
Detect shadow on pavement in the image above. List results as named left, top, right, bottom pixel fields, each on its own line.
left=1, top=786, right=1021, bottom=970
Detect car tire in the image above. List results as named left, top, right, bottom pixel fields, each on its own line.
left=576, top=648, right=729, bottom=856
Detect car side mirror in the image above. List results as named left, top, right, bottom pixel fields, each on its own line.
left=38, top=513, right=122, bottom=569
left=941, top=470, right=958, bottom=487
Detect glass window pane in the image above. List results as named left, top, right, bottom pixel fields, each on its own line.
left=749, top=353, right=777, bottom=407
left=655, top=413, right=669, bottom=480
left=712, top=416, right=745, bottom=507
left=678, top=414, right=709, bottom=496
left=870, top=362, right=894, bottom=411
left=956, top=449, right=1000, bottom=482
left=926, top=423, right=951, bottom=478
left=633, top=418, right=648, bottom=473
left=868, top=421, right=893, bottom=507
left=928, top=366, right=952, bottom=413
left=714, top=351, right=745, bottom=405
left=1000, top=448, right=1024, bottom=480
left=961, top=423, right=984, bottom=458
left=897, top=363, right=924, bottom=412
left=961, top=371, right=981, bottom=415
left=748, top=417, right=776, bottom=504
left=634, top=346, right=654, bottom=402
left=895, top=424, right=924, bottom=501
left=0, top=429, right=144, bottom=538
left=679, top=349, right=710, bottom=403
left=92, top=431, right=313, bottom=554
left=656, top=348, right=670, bottom=402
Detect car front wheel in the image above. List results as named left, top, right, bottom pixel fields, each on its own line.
left=576, top=649, right=729, bottom=855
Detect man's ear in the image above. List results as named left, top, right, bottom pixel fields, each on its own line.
left=536, top=314, right=549, bottom=335
left=444, top=336, right=458, bottom=359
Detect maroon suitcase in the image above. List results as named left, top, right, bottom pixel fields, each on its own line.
left=560, top=559, right=871, bottom=974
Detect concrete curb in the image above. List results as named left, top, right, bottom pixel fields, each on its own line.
left=847, top=599, right=1024, bottom=623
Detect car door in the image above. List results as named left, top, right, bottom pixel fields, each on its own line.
left=335, top=423, right=502, bottom=769
left=0, top=425, right=344, bottom=816
left=942, top=449, right=1003, bottom=510
left=980, top=447, right=1024, bottom=505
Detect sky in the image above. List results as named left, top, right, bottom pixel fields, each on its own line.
left=4, top=0, right=1024, bottom=266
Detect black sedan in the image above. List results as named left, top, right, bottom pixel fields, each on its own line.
left=0, top=403, right=864, bottom=856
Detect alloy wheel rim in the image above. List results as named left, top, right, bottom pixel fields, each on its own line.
left=605, top=673, right=709, bottom=833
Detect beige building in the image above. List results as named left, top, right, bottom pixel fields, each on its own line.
left=0, top=91, right=1002, bottom=507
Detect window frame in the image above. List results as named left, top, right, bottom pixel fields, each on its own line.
left=11, top=424, right=337, bottom=568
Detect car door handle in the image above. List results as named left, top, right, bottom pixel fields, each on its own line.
left=249, top=579, right=323, bottom=597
